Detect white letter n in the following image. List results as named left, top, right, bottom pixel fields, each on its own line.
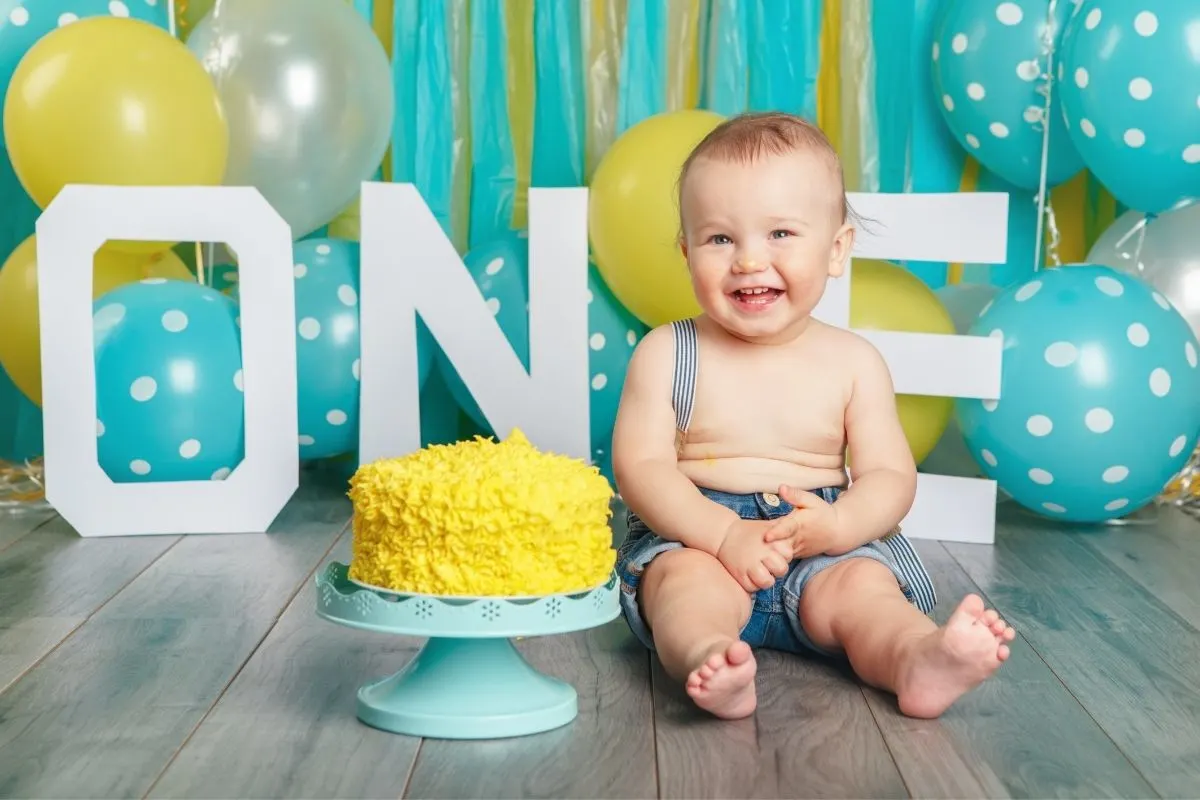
left=358, top=183, right=591, bottom=463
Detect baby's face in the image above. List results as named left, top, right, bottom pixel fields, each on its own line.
left=679, top=150, right=852, bottom=344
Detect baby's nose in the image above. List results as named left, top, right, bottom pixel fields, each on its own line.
left=734, top=253, right=767, bottom=272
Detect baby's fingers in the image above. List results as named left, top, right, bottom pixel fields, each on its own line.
left=762, top=551, right=789, bottom=577
left=748, top=563, right=776, bottom=590
left=763, top=517, right=795, bottom=542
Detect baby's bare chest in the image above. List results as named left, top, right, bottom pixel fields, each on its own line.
left=688, top=353, right=850, bottom=452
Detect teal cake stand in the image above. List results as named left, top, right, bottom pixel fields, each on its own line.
left=315, top=562, right=620, bottom=740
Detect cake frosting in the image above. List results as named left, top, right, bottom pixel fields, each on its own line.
left=347, top=429, right=615, bottom=596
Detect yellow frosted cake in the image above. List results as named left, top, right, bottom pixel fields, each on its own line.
left=347, top=429, right=615, bottom=596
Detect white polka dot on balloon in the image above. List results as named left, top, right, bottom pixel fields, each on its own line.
left=1184, top=146, right=1200, bottom=165
left=233, top=370, right=244, bottom=392
left=1170, top=435, right=1188, bottom=457
left=109, top=1, right=129, bottom=16
left=1150, top=368, right=1171, bottom=397
left=1085, top=407, right=1114, bottom=433
left=1044, top=341, right=1078, bottom=367
left=161, top=310, right=188, bottom=333
left=626, top=330, right=638, bottom=347
left=1023, top=106, right=1043, bottom=124
left=952, top=33, right=968, bottom=53
left=1015, top=281, right=1041, bottom=302
left=589, top=333, right=606, bottom=350
left=96, top=420, right=105, bottom=437
left=1124, top=129, right=1146, bottom=148
left=1095, top=276, right=1124, bottom=296
left=352, top=359, right=361, bottom=380
left=1029, top=468, right=1054, bottom=485
left=1186, top=342, right=1197, bottom=367
left=966, top=83, right=986, bottom=100
left=1042, top=502, right=1066, bottom=514
left=943, top=95, right=955, bottom=112
left=299, top=435, right=315, bottom=446
left=294, top=263, right=308, bottom=279
left=932, top=42, right=940, bottom=61
left=1074, top=68, right=1089, bottom=88
left=130, top=459, right=151, bottom=476
left=486, top=297, right=501, bottom=315
left=315, top=244, right=331, bottom=256
left=337, top=285, right=357, bottom=306
left=995, top=2, right=1022, bottom=25
left=989, top=122, right=1009, bottom=138
left=1128, top=78, right=1152, bottom=101
left=1105, top=498, right=1129, bottom=512
left=1127, top=323, right=1150, bottom=347
left=1153, top=292, right=1171, bottom=310
left=95, top=303, right=127, bottom=332
left=1102, top=465, right=1129, bottom=484
left=211, top=467, right=231, bottom=480
left=58, top=12, right=78, bottom=26
left=591, top=374, right=608, bottom=390
left=1133, top=10, right=1158, bottom=36
left=1084, top=8, right=1101, bottom=28
left=326, top=409, right=348, bottom=426
left=1026, top=415, right=1053, bottom=436
left=298, top=318, right=321, bottom=340
left=981, top=449, right=998, bottom=466
left=9, top=6, right=29, bottom=25
left=485, top=258, right=504, bottom=276
left=965, top=134, right=981, bottom=149
left=179, top=439, right=202, bottom=459
left=982, top=398, right=999, bottom=412
left=130, top=376, right=157, bottom=402
left=1080, top=119, right=1096, bottom=138
left=1017, top=60, right=1040, bottom=81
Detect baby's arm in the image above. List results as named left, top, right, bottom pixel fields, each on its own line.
left=834, top=336, right=918, bottom=549
left=611, top=326, right=738, bottom=556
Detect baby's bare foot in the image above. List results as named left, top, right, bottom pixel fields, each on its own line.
left=895, top=594, right=1015, bottom=719
left=685, top=639, right=757, bottom=719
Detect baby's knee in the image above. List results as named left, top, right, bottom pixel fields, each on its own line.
left=812, top=557, right=896, bottom=599
left=642, top=547, right=718, bottom=593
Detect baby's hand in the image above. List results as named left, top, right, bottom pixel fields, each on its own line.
left=717, top=518, right=792, bottom=593
left=763, top=485, right=845, bottom=558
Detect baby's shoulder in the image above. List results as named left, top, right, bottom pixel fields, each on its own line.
left=807, top=320, right=883, bottom=360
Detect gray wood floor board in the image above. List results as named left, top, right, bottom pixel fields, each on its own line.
left=864, top=539, right=1156, bottom=799
left=944, top=512, right=1200, bottom=797
left=148, top=536, right=422, bottom=800
left=0, top=513, right=180, bottom=696
left=1074, top=505, right=1200, bottom=629
left=0, top=478, right=350, bottom=799
left=403, top=621, right=657, bottom=799
left=0, top=507, right=55, bottom=552
left=651, top=649, right=907, bottom=799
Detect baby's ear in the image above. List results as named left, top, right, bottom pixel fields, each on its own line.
left=678, top=234, right=689, bottom=260
left=827, top=223, right=855, bottom=278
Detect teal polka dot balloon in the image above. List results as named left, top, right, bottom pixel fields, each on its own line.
left=1058, top=1, right=1200, bottom=213
left=94, top=278, right=244, bottom=483
left=437, top=230, right=647, bottom=472
left=931, top=0, right=1084, bottom=189
left=956, top=265, right=1200, bottom=522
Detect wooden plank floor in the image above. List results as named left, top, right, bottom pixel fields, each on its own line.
left=0, top=475, right=1196, bottom=798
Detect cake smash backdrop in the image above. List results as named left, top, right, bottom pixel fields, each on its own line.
left=0, top=0, right=1198, bottom=542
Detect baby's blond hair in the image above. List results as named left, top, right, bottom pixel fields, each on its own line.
left=677, top=111, right=850, bottom=226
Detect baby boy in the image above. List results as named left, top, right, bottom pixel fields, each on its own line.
left=610, top=111, right=1014, bottom=720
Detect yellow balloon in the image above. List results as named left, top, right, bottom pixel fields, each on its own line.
left=0, top=236, right=194, bottom=407
left=849, top=259, right=956, bottom=465
left=589, top=109, right=725, bottom=328
left=3, top=16, right=228, bottom=255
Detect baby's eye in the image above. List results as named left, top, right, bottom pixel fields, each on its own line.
left=708, top=234, right=732, bottom=245
left=769, top=229, right=794, bottom=239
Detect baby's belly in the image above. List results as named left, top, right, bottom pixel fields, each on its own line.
left=678, top=455, right=849, bottom=495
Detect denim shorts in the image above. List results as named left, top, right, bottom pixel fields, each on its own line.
left=615, top=487, right=937, bottom=657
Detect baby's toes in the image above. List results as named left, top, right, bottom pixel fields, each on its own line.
left=988, top=617, right=1008, bottom=636
left=998, top=643, right=1011, bottom=661
left=980, top=609, right=1000, bottom=627
left=1001, top=626, right=1016, bottom=642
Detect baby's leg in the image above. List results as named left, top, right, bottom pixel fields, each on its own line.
left=641, top=548, right=756, bottom=719
left=798, top=559, right=1014, bottom=719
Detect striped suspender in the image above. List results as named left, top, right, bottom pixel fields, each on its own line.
left=671, top=319, right=699, bottom=446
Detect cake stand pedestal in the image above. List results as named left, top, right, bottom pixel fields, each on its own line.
left=314, top=562, right=620, bottom=740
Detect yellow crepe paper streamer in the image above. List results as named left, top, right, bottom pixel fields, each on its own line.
left=507, top=0, right=535, bottom=230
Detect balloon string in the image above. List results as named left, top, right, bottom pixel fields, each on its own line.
left=1032, top=0, right=1059, bottom=271
left=169, top=0, right=178, bottom=37
left=194, top=240, right=206, bottom=286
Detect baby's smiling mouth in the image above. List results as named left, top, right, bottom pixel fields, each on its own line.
left=730, top=287, right=784, bottom=306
